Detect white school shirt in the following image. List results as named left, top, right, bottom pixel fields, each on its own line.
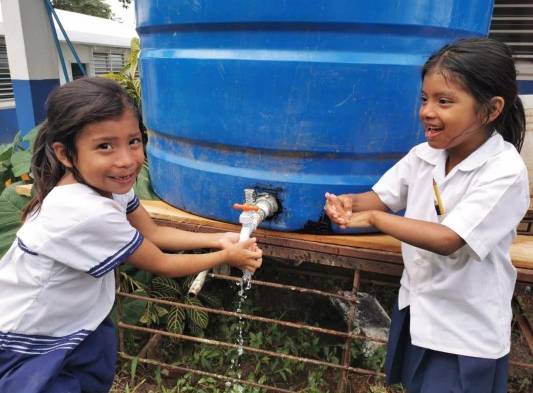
left=0, top=183, right=142, bottom=355
left=372, top=133, right=529, bottom=359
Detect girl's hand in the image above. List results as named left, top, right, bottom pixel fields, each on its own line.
left=225, top=238, right=263, bottom=273
left=216, top=232, right=240, bottom=249
left=324, top=192, right=353, bottom=228
left=346, top=211, right=375, bottom=228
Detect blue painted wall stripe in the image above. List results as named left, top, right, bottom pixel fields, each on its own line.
left=12, top=79, right=59, bottom=135
left=0, top=107, right=19, bottom=143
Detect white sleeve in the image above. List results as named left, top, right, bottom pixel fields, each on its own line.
left=126, top=189, right=140, bottom=214
left=371, top=150, right=414, bottom=213
left=442, top=166, right=529, bottom=260
left=42, top=200, right=144, bottom=277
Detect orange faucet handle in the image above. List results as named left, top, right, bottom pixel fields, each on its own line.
left=233, top=203, right=259, bottom=212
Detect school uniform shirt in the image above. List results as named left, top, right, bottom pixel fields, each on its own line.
left=0, top=183, right=142, bottom=355
left=372, top=132, right=530, bottom=359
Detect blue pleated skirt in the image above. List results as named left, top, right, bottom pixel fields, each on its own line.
left=384, top=301, right=509, bottom=393
left=0, top=317, right=116, bottom=393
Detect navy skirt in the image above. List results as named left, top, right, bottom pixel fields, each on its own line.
left=384, top=301, right=509, bottom=393
left=0, top=317, right=116, bottom=393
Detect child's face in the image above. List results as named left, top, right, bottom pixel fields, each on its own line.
left=419, top=71, right=489, bottom=155
left=73, top=109, right=145, bottom=196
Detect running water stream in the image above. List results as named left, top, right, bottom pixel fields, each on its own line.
left=225, top=226, right=254, bottom=392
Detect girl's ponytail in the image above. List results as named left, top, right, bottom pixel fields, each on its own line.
left=497, top=96, right=526, bottom=152
left=22, top=121, right=67, bottom=221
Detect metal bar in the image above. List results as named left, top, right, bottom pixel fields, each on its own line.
left=492, top=17, right=533, bottom=20
left=337, top=270, right=361, bottom=393
left=117, top=291, right=387, bottom=344
left=513, top=297, right=533, bottom=356
left=118, top=322, right=385, bottom=377
left=115, top=270, right=125, bottom=354
left=510, top=360, right=533, bottom=370
left=118, top=352, right=297, bottom=393
left=42, top=0, right=69, bottom=82
left=494, top=4, right=533, bottom=8
left=208, top=272, right=358, bottom=302
left=490, top=30, right=533, bottom=33
left=47, top=2, right=87, bottom=76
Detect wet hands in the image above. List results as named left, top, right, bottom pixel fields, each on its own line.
left=324, top=192, right=353, bottom=229
left=324, top=193, right=375, bottom=229
left=217, top=232, right=240, bottom=249
left=226, top=238, right=263, bottom=273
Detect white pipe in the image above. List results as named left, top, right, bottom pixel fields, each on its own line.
left=188, top=192, right=278, bottom=296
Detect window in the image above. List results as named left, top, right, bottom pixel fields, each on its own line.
left=0, top=36, right=14, bottom=101
left=92, top=48, right=126, bottom=75
left=71, top=63, right=88, bottom=80
left=490, top=0, right=533, bottom=80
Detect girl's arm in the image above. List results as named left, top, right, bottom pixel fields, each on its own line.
left=127, top=236, right=262, bottom=277
left=127, top=204, right=238, bottom=251
left=350, top=210, right=465, bottom=256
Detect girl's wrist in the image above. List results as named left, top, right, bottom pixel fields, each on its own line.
left=368, top=210, right=380, bottom=227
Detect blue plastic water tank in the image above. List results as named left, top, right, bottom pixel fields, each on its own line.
left=136, top=0, right=494, bottom=231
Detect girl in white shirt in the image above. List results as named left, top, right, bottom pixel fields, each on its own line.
left=325, top=38, right=529, bottom=393
left=0, top=77, right=262, bottom=393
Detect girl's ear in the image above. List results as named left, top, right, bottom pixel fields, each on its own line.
left=52, top=142, right=73, bottom=168
left=487, top=96, right=505, bottom=123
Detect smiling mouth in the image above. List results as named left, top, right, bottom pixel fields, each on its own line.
left=110, top=174, right=135, bottom=182
left=425, top=126, right=443, bottom=139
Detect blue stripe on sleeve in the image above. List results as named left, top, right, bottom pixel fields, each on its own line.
left=87, top=231, right=144, bottom=278
left=0, top=330, right=91, bottom=355
left=126, top=195, right=140, bottom=214
left=17, top=238, right=39, bottom=256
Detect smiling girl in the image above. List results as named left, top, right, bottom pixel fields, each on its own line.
left=0, top=77, right=262, bottom=393
left=325, top=38, right=529, bottom=392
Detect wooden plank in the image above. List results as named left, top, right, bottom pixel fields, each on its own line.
left=143, top=200, right=533, bottom=274
left=13, top=186, right=533, bottom=279
left=143, top=200, right=402, bottom=253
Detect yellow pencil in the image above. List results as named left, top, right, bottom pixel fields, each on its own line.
left=432, top=179, right=446, bottom=216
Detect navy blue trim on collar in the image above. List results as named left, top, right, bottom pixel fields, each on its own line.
left=17, top=238, right=38, bottom=256
left=87, top=231, right=144, bottom=278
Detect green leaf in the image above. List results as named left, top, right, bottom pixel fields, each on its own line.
left=22, top=124, right=40, bottom=152
left=121, top=299, right=147, bottom=325
left=155, top=305, right=169, bottom=317
left=185, top=297, right=209, bottom=330
left=134, top=164, right=159, bottom=200
left=0, top=143, right=13, bottom=161
left=0, top=184, right=30, bottom=257
left=152, top=276, right=181, bottom=298
left=167, top=305, right=185, bottom=334
left=10, top=150, right=32, bottom=177
left=198, top=292, right=223, bottom=309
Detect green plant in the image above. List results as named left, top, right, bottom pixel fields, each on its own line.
left=0, top=126, right=38, bottom=192
left=118, top=270, right=215, bottom=339
left=0, top=126, right=38, bottom=257
left=103, top=37, right=141, bottom=109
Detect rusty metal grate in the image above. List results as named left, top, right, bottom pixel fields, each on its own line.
left=116, top=264, right=533, bottom=392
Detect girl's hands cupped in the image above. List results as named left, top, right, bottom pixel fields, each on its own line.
left=217, top=232, right=240, bottom=249
left=225, top=238, right=263, bottom=273
left=324, top=192, right=353, bottom=229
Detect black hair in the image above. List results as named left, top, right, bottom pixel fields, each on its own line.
left=422, top=37, right=525, bottom=152
left=23, top=77, right=140, bottom=220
